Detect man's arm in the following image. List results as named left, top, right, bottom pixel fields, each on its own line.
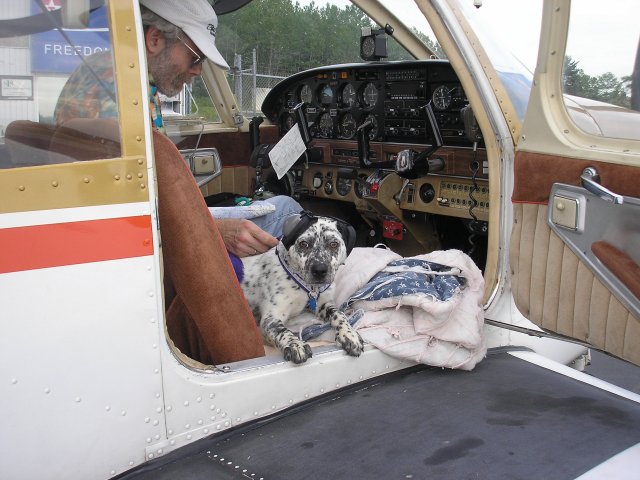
left=217, top=218, right=279, bottom=257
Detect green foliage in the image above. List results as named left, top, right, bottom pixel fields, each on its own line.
left=563, top=55, right=631, bottom=108
left=217, top=0, right=441, bottom=77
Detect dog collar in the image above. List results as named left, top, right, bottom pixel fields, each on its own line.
left=275, top=242, right=330, bottom=312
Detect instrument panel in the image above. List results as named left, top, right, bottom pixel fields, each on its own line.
left=261, top=60, right=472, bottom=146
left=260, top=60, right=489, bottom=228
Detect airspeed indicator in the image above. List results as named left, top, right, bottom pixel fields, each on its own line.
left=299, top=84, right=313, bottom=104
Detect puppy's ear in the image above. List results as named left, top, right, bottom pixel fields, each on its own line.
left=281, top=211, right=316, bottom=249
left=282, top=215, right=301, bottom=249
left=337, top=222, right=356, bottom=255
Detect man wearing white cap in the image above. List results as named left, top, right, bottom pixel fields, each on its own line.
left=55, top=0, right=300, bottom=257
left=137, top=0, right=230, bottom=131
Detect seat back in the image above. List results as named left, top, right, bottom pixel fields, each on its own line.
left=153, top=131, right=265, bottom=365
left=5, top=119, right=121, bottom=166
left=49, top=118, right=121, bottom=161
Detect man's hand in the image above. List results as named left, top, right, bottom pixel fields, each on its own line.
left=217, top=218, right=279, bottom=257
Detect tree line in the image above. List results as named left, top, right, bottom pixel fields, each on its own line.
left=216, top=0, right=441, bottom=77
left=563, top=56, right=633, bottom=109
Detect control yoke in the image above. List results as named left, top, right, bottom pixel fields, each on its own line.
left=395, top=102, right=444, bottom=179
left=357, top=119, right=374, bottom=167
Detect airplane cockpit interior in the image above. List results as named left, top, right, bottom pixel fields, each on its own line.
left=251, top=56, right=489, bottom=269
left=0, top=0, right=496, bottom=367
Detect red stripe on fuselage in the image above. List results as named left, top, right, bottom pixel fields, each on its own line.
left=0, top=216, right=154, bottom=274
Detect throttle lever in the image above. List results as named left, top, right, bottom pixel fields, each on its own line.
left=394, top=179, right=413, bottom=205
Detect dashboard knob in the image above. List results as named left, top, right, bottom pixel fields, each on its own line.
left=419, top=183, right=435, bottom=203
left=324, top=180, right=334, bottom=195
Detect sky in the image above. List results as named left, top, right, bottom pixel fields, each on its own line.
left=296, top=0, right=638, bottom=79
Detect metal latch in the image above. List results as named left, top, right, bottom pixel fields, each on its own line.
left=580, top=167, right=624, bottom=204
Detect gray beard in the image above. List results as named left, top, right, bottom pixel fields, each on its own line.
left=148, top=46, right=191, bottom=97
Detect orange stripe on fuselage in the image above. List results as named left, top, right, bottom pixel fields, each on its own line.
left=0, top=216, right=154, bottom=274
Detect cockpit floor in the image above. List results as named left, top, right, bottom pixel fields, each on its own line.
left=120, top=350, right=640, bottom=479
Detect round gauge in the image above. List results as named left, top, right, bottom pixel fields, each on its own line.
left=336, top=177, right=352, bottom=196
left=361, top=82, right=378, bottom=108
left=318, top=83, right=334, bottom=105
left=318, top=112, right=334, bottom=137
left=432, top=85, right=452, bottom=110
left=299, top=84, right=313, bottom=104
left=363, top=114, right=378, bottom=141
left=361, top=36, right=376, bottom=59
left=324, top=180, right=334, bottom=195
left=339, top=113, right=357, bottom=139
left=281, top=113, right=295, bottom=132
left=354, top=174, right=368, bottom=198
left=340, top=83, right=357, bottom=108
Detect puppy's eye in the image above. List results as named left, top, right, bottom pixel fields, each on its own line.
left=329, top=241, right=339, bottom=249
left=299, top=241, right=310, bottom=249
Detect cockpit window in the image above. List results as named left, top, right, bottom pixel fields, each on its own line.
left=456, top=1, right=537, bottom=122
left=562, top=0, right=640, bottom=140
left=0, top=0, right=121, bottom=168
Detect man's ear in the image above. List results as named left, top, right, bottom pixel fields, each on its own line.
left=144, top=26, right=166, bottom=57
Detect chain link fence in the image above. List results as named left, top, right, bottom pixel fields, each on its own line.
left=227, top=50, right=287, bottom=119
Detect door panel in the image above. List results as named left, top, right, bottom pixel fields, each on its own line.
left=510, top=201, right=640, bottom=365
left=510, top=1, right=640, bottom=365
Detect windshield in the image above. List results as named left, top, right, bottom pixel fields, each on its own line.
left=455, top=1, right=536, bottom=121
left=216, top=0, right=443, bottom=118
left=216, top=0, right=536, bottom=121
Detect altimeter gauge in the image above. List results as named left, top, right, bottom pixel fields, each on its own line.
left=432, top=85, right=452, bottom=110
left=339, top=113, right=357, bottom=139
left=318, top=112, right=334, bottom=137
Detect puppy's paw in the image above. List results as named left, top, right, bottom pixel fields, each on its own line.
left=283, top=339, right=313, bottom=364
left=336, top=325, right=365, bottom=357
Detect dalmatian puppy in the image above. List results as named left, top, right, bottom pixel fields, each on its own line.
left=240, top=212, right=364, bottom=364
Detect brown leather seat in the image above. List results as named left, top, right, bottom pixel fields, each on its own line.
left=5, top=119, right=121, bottom=165
left=49, top=118, right=121, bottom=161
left=5, top=120, right=61, bottom=166
left=153, top=131, right=265, bottom=365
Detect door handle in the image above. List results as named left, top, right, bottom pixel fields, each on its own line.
left=580, top=167, right=624, bottom=204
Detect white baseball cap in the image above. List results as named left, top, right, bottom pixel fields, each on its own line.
left=139, top=0, right=230, bottom=70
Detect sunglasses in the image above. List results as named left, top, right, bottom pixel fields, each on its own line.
left=176, top=33, right=206, bottom=67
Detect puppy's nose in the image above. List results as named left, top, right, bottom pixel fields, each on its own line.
left=310, top=262, right=328, bottom=279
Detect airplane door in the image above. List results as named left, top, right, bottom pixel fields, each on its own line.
left=510, top=1, right=640, bottom=365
